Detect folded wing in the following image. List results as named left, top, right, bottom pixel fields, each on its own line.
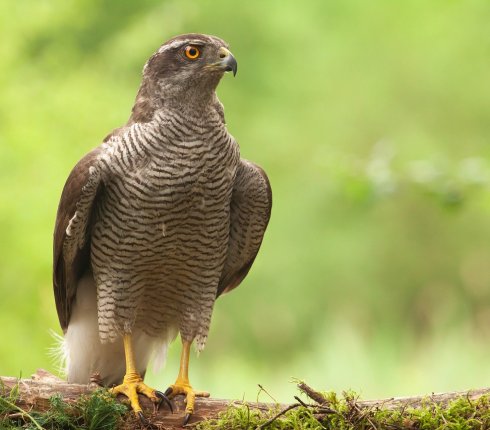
left=217, top=159, right=272, bottom=297
left=53, top=147, right=104, bottom=332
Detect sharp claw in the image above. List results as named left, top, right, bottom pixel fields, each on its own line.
left=137, top=411, right=158, bottom=429
left=164, top=387, right=173, bottom=397
left=155, top=390, right=173, bottom=413
left=183, top=413, right=192, bottom=426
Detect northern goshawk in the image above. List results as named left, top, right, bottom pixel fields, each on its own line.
left=53, top=33, right=272, bottom=425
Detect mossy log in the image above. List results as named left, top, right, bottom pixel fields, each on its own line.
left=2, top=370, right=490, bottom=429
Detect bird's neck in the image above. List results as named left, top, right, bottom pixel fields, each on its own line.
left=127, top=82, right=223, bottom=126
left=164, top=89, right=220, bottom=115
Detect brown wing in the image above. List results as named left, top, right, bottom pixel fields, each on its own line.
left=217, top=159, right=272, bottom=297
left=53, top=147, right=104, bottom=332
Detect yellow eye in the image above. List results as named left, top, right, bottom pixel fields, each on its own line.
left=185, top=45, right=200, bottom=60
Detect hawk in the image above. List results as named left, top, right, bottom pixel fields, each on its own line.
left=53, top=33, right=272, bottom=425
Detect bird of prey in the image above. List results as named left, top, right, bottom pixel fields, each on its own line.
left=53, top=33, right=272, bottom=425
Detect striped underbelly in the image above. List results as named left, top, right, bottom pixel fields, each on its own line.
left=91, top=167, right=233, bottom=338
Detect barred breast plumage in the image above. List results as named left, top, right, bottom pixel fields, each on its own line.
left=53, top=34, right=272, bottom=405
left=91, top=109, right=239, bottom=349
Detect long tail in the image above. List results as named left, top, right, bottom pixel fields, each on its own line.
left=61, top=273, right=172, bottom=386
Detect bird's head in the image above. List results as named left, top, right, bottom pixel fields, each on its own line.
left=137, top=33, right=237, bottom=113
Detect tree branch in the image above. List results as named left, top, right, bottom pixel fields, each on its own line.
left=1, top=370, right=490, bottom=429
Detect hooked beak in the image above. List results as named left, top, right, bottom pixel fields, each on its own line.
left=218, top=47, right=238, bottom=77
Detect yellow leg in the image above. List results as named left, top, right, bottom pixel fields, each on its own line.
left=167, top=340, right=210, bottom=423
left=111, top=334, right=171, bottom=419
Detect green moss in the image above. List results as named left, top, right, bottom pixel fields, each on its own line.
left=0, top=388, right=127, bottom=430
left=197, top=391, right=490, bottom=430
left=1, top=384, right=490, bottom=429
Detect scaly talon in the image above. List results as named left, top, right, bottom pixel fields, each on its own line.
left=111, top=334, right=172, bottom=425
left=110, top=374, right=161, bottom=415
left=112, top=378, right=173, bottom=417
left=166, top=383, right=210, bottom=413
left=167, top=340, right=210, bottom=425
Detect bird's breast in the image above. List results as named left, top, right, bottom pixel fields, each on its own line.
left=96, top=133, right=239, bottom=252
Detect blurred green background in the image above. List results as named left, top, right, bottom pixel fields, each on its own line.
left=1, top=0, right=490, bottom=403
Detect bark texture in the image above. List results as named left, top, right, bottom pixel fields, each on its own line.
left=1, top=370, right=490, bottom=429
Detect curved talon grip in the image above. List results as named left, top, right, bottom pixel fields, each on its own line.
left=183, top=413, right=192, bottom=426
left=155, top=390, right=173, bottom=413
left=164, top=387, right=173, bottom=397
left=137, top=411, right=158, bottom=429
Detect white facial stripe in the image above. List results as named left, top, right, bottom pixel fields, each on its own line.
left=158, top=40, right=185, bottom=53
left=157, top=39, right=210, bottom=54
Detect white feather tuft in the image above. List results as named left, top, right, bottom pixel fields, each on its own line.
left=151, top=327, right=178, bottom=373
left=47, top=329, right=68, bottom=379
left=61, top=272, right=177, bottom=385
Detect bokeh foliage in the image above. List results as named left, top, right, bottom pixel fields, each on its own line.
left=1, top=0, right=490, bottom=402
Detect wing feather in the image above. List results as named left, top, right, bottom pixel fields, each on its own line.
left=53, top=147, right=103, bottom=332
left=217, top=159, right=272, bottom=297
